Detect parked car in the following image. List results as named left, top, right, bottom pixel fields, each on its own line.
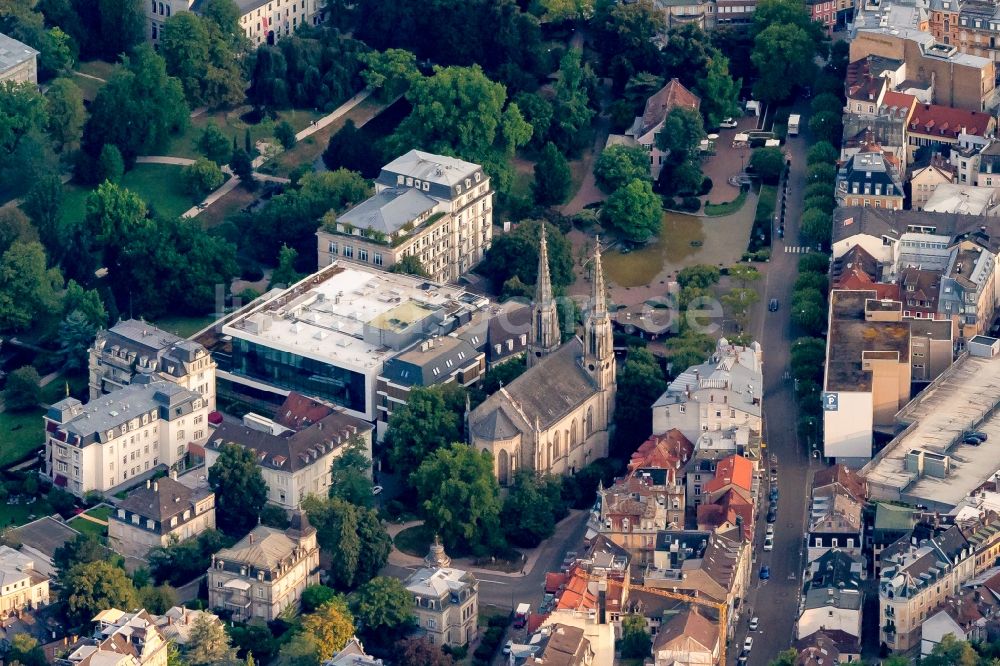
left=720, top=117, right=738, bottom=128
left=766, top=508, right=777, bottom=523
left=964, top=436, right=983, bottom=446
left=759, top=566, right=770, bottom=580
left=749, top=617, right=759, bottom=631
left=744, top=636, right=754, bottom=651
left=738, top=656, right=748, bottom=666
left=967, top=431, right=988, bottom=441
left=769, top=487, right=779, bottom=501
left=769, top=298, right=779, bottom=312
left=766, top=524, right=774, bottom=537
left=372, top=485, right=384, bottom=495
left=503, top=640, right=512, bottom=656
left=763, top=536, right=774, bottom=551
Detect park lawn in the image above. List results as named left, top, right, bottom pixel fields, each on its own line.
left=704, top=189, right=748, bottom=216
left=77, top=59, right=117, bottom=80
left=41, top=374, right=88, bottom=406
left=72, top=72, right=105, bottom=103
left=67, top=515, right=107, bottom=538
left=196, top=185, right=255, bottom=229
left=0, top=409, right=44, bottom=470
left=84, top=505, right=113, bottom=522
left=151, top=315, right=216, bottom=338
left=262, top=97, right=386, bottom=177
left=0, top=500, right=54, bottom=530
left=394, top=524, right=434, bottom=558
left=166, top=107, right=326, bottom=160
left=511, top=169, right=533, bottom=200
left=60, top=164, right=194, bottom=225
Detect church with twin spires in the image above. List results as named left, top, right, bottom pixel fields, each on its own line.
left=469, top=229, right=616, bottom=485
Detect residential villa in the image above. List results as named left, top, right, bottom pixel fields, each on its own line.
left=108, top=475, right=216, bottom=558
left=0, top=545, right=49, bottom=615
left=59, top=609, right=169, bottom=666
left=405, top=540, right=479, bottom=647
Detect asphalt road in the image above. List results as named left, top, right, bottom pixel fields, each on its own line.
left=732, top=109, right=823, bottom=666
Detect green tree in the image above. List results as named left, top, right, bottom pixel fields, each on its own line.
left=922, top=634, right=978, bottom=666
left=801, top=208, right=831, bottom=247
left=751, top=23, right=818, bottom=104
left=807, top=141, right=839, bottom=166
left=768, top=649, right=798, bottom=666
left=183, top=158, right=225, bottom=197
left=301, top=496, right=390, bottom=589
left=413, top=443, right=503, bottom=552
left=532, top=141, right=572, bottom=206
left=301, top=584, right=337, bottom=613
left=697, top=53, right=741, bottom=128
left=677, top=264, right=721, bottom=289
left=388, top=255, right=430, bottom=278
left=349, top=576, right=415, bottom=638
left=6, top=633, right=47, bottom=666
left=21, top=175, right=62, bottom=258
left=59, top=309, right=99, bottom=371
left=791, top=336, right=826, bottom=382
left=208, top=443, right=269, bottom=536
left=613, top=348, right=667, bottom=453
left=619, top=614, right=651, bottom=658
left=749, top=146, right=784, bottom=185
left=198, top=123, right=233, bottom=165
left=601, top=179, right=663, bottom=243
left=160, top=10, right=244, bottom=108
left=81, top=46, right=188, bottom=169
left=395, top=637, right=455, bottom=666
left=360, top=48, right=419, bottom=101
left=594, top=144, right=649, bottom=192
left=539, top=0, right=595, bottom=22
left=0, top=241, right=62, bottom=332
left=792, top=295, right=827, bottom=336
left=593, top=0, right=664, bottom=86
left=148, top=529, right=232, bottom=586
left=186, top=613, right=238, bottom=666
left=804, top=195, right=834, bottom=214
left=0, top=208, right=37, bottom=258
left=478, top=219, right=574, bottom=291
left=53, top=532, right=123, bottom=574
left=809, top=111, right=842, bottom=145
left=501, top=471, right=566, bottom=547
left=329, top=437, right=373, bottom=507
left=299, top=598, right=355, bottom=661
left=549, top=49, right=595, bottom=154
left=275, top=120, right=296, bottom=149
left=3, top=365, right=40, bottom=411
left=729, top=263, right=761, bottom=287
left=61, top=560, right=139, bottom=626
left=45, top=77, right=84, bottom=152
left=513, top=91, right=554, bottom=149
left=387, top=384, right=465, bottom=480
left=806, top=162, right=837, bottom=185
left=656, top=107, right=705, bottom=160
left=137, top=584, right=178, bottom=614
left=799, top=252, right=830, bottom=274
left=721, top=288, right=759, bottom=330
left=97, top=144, right=124, bottom=184
left=229, top=147, right=255, bottom=187
left=389, top=64, right=531, bottom=192
left=269, top=244, right=301, bottom=288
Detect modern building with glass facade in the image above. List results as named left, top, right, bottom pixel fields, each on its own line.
left=219, top=261, right=489, bottom=423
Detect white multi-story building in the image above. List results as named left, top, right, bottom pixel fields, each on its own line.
left=147, top=0, right=324, bottom=45
left=89, top=319, right=216, bottom=411
left=43, top=378, right=209, bottom=497
left=0, top=545, right=49, bottom=615
left=405, top=541, right=479, bottom=647
left=317, top=150, right=494, bottom=284
left=651, top=338, right=763, bottom=458
left=205, top=407, right=371, bottom=511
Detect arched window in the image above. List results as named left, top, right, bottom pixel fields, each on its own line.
left=151, top=0, right=156, bottom=10
left=586, top=406, right=594, bottom=437
left=553, top=431, right=561, bottom=459
left=570, top=419, right=578, bottom=447
left=166, top=5, right=170, bottom=15
left=546, top=441, right=552, bottom=471
left=158, top=2, right=164, bottom=15
left=151, top=24, right=157, bottom=39
left=497, top=449, right=510, bottom=486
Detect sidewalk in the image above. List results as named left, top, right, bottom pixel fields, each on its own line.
left=386, top=510, right=587, bottom=578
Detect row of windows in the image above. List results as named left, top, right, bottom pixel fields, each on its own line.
left=327, top=243, right=383, bottom=265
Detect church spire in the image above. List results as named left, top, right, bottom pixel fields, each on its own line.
left=584, top=237, right=614, bottom=390
left=528, top=224, right=560, bottom=367
left=592, top=236, right=607, bottom=318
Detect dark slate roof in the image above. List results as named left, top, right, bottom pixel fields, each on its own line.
left=837, top=153, right=903, bottom=199
left=117, top=477, right=212, bottom=522
left=486, top=305, right=530, bottom=365
left=338, top=188, right=439, bottom=235
left=207, top=410, right=371, bottom=472
left=380, top=336, right=480, bottom=387
left=473, top=408, right=520, bottom=440
left=470, top=338, right=597, bottom=440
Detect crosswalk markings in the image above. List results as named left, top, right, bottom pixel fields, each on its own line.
left=782, top=371, right=791, bottom=380
left=784, top=246, right=811, bottom=253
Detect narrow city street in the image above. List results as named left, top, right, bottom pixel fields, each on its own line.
left=734, top=104, right=821, bottom=666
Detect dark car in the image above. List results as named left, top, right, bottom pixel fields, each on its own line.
left=770, top=487, right=779, bottom=501
left=769, top=298, right=779, bottom=312
left=968, top=431, right=989, bottom=441
left=759, top=565, right=770, bottom=580
left=766, top=508, right=777, bottom=523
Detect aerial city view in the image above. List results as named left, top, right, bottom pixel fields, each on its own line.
left=6, top=0, right=1000, bottom=664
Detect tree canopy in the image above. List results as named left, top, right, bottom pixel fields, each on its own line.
left=329, top=437, right=374, bottom=507
left=208, top=443, right=269, bottom=536
left=601, top=179, right=663, bottom=243
left=301, top=495, right=391, bottom=590
left=61, top=560, right=139, bottom=626
left=478, top=219, right=574, bottom=293
left=594, top=144, right=649, bottom=193
left=387, top=384, right=466, bottom=481
left=501, top=471, right=566, bottom=547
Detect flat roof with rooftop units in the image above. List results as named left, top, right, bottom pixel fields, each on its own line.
left=862, top=351, right=1000, bottom=510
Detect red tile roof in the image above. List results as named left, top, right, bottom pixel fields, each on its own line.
left=909, top=104, right=993, bottom=139
left=545, top=572, right=568, bottom=594
left=704, top=455, right=753, bottom=494
left=628, top=429, right=694, bottom=476
left=275, top=392, right=335, bottom=429
left=554, top=566, right=598, bottom=612
left=880, top=91, right=916, bottom=116
left=697, top=490, right=754, bottom=539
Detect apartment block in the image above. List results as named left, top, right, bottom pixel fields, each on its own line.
left=89, top=319, right=216, bottom=411
left=317, top=150, right=493, bottom=284
left=836, top=152, right=905, bottom=210
left=43, top=378, right=209, bottom=497
left=208, top=512, right=319, bottom=622
left=147, top=0, right=324, bottom=46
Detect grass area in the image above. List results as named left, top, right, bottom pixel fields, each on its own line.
left=0, top=409, right=45, bottom=470
left=166, top=107, right=326, bottom=160
left=196, top=185, right=256, bottom=229
left=84, top=505, right=113, bottom=522
left=77, top=60, right=117, bottom=80
left=394, top=524, right=434, bottom=558
left=511, top=169, right=533, bottom=200
left=41, top=374, right=88, bottom=406
left=67, top=515, right=107, bottom=538
left=0, top=500, right=53, bottom=530
left=704, top=189, right=748, bottom=216
left=151, top=315, right=216, bottom=339
left=72, top=72, right=105, bottom=102
left=262, top=97, right=388, bottom=177
left=61, top=164, right=196, bottom=227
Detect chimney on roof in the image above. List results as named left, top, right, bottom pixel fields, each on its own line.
left=249, top=533, right=255, bottom=544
